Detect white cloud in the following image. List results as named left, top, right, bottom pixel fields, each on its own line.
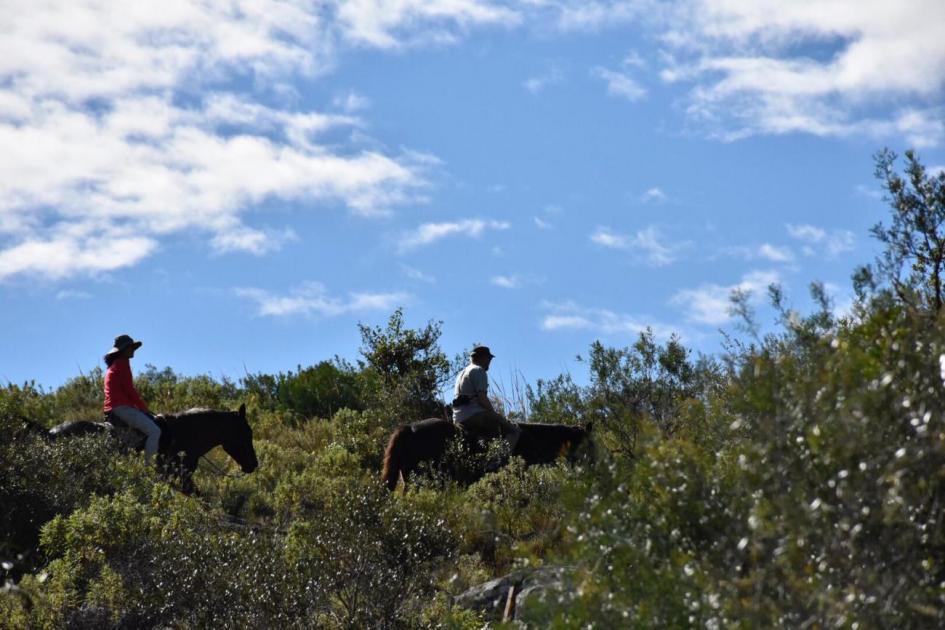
left=545, top=1, right=650, bottom=32
left=662, top=0, right=945, bottom=145
left=334, top=0, right=520, bottom=49
left=854, top=184, right=884, bottom=200
left=0, top=1, right=433, bottom=281
left=786, top=223, right=855, bottom=257
left=524, top=66, right=565, bottom=93
left=591, top=225, right=682, bottom=266
left=0, top=229, right=158, bottom=281
left=235, top=282, right=408, bottom=318
left=590, top=227, right=630, bottom=249
left=56, top=289, right=92, bottom=300
left=641, top=187, right=667, bottom=203
left=542, top=314, right=594, bottom=331
left=786, top=224, right=827, bottom=243
left=401, top=264, right=436, bottom=283
left=541, top=300, right=680, bottom=340
left=490, top=273, right=542, bottom=289
left=533, top=216, right=554, bottom=230
left=491, top=275, right=523, bottom=289
left=672, top=270, right=780, bottom=325
left=398, top=218, right=510, bottom=252
left=758, top=243, right=794, bottom=263
left=723, top=243, right=795, bottom=263
left=825, top=231, right=856, bottom=256
left=333, top=91, right=371, bottom=112
left=210, top=227, right=298, bottom=256
left=592, top=67, right=647, bottom=102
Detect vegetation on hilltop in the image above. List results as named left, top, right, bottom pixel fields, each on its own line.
left=2, top=150, right=945, bottom=628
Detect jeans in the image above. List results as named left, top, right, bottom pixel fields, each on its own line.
left=112, top=406, right=161, bottom=463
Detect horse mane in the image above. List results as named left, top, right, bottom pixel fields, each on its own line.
left=518, top=422, right=587, bottom=438
left=159, top=407, right=240, bottom=428
left=163, top=407, right=215, bottom=420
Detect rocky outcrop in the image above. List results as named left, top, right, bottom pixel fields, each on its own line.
left=454, top=565, right=572, bottom=623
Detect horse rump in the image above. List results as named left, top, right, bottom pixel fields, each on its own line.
left=381, top=424, right=411, bottom=491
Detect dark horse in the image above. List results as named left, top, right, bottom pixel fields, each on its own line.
left=381, top=418, right=593, bottom=491
left=46, top=405, right=258, bottom=493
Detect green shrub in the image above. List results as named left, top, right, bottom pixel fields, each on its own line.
left=285, top=479, right=456, bottom=627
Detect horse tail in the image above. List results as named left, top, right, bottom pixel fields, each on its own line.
left=17, top=415, right=51, bottom=440
left=382, top=425, right=410, bottom=492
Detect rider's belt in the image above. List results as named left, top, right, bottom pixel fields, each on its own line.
left=452, top=394, right=472, bottom=407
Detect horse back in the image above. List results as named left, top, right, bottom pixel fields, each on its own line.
left=49, top=420, right=111, bottom=439
left=405, top=417, right=457, bottom=456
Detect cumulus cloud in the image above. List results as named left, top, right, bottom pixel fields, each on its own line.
left=235, top=282, right=408, bottom=318
left=491, top=273, right=542, bottom=289
left=56, top=289, right=92, bottom=301
left=210, top=227, right=298, bottom=256
left=401, top=264, right=436, bottom=283
left=545, top=1, right=650, bottom=32
left=786, top=223, right=855, bottom=257
left=590, top=227, right=630, bottom=250
left=591, top=225, right=683, bottom=266
left=398, top=218, right=510, bottom=252
left=758, top=243, right=794, bottom=263
left=333, top=0, right=520, bottom=49
left=533, top=216, right=554, bottom=230
left=592, top=66, right=647, bottom=101
left=524, top=65, right=565, bottom=93
left=491, top=275, right=523, bottom=289
left=0, top=1, right=443, bottom=281
left=672, top=270, right=780, bottom=325
left=640, top=187, right=667, bottom=203
left=541, top=300, right=681, bottom=340
left=661, top=0, right=945, bottom=145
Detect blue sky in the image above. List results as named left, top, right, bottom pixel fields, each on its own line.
left=2, top=1, right=944, bottom=397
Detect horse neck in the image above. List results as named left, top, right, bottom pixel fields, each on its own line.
left=166, top=412, right=230, bottom=458
left=518, top=423, right=584, bottom=458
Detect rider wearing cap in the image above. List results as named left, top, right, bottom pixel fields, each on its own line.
left=103, top=334, right=161, bottom=464
left=452, top=345, right=521, bottom=452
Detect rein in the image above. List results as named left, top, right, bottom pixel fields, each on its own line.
left=199, top=453, right=246, bottom=479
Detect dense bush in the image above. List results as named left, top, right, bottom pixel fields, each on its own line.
left=243, top=360, right=366, bottom=423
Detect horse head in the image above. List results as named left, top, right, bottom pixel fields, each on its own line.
left=572, top=421, right=596, bottom=462
left=220, top=404, right=258, bottom=473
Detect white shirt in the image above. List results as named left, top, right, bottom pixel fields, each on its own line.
left=452, top=363, right=488, bottom=423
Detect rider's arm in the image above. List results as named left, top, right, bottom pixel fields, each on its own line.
left=119, top=361, right=149, bottom=412
left=476, top=390, right=496, bottom=413
left=472, top=366, right=497, bottom=413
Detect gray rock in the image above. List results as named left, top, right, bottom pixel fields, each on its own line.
left=454, top=566, right=573, bottom=623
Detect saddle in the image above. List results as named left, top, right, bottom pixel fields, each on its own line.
left=103, top=411, right=168, bottom=450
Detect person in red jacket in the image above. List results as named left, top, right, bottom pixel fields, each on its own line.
left=103, top=334, right=161, bottom=464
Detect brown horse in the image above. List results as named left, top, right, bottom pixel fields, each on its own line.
left=381, top=418, right=593, bottom=491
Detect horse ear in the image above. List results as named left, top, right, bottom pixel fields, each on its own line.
left=239, top=403, right=246, bottom=419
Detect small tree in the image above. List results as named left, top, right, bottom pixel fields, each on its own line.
left=586, top=330, right=719, bottom=457
left=358, top=309, right=453, bottom=421
left=857, top=149, right=945, bottom=312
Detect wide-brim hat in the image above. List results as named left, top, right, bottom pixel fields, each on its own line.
left=472, top=345, right=495, bottom=359
left=106, top=334, right=142, bottom=358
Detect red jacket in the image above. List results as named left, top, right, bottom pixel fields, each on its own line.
left=103, top=358, right=148, bottom=412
